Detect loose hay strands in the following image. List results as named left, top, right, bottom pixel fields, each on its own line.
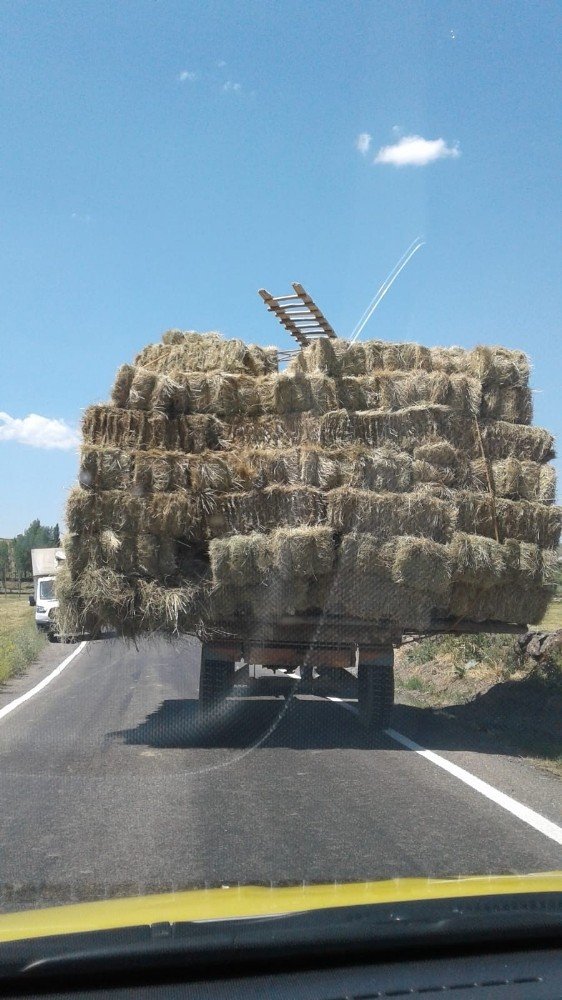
left=136, top=578, right=204, bottom=635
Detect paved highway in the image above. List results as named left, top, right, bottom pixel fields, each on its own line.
left=0, top=637, right=560, bottom=911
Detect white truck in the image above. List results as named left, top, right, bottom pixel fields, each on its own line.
left=30, top=548, right=65, bottom=641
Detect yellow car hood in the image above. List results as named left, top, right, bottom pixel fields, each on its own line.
left=1, top=872, right=561, bottom=944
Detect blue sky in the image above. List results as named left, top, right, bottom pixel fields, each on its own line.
left=0, top=0, right=560, bottom=536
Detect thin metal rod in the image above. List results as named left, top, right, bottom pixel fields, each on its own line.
left=349, top=238, right=425, bottom=343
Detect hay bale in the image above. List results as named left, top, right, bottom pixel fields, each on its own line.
left=149, top=374, right=192, bottom=415
left=431, top=344, right=530, bottom=387
left=337, top=377, right=368, bottom=410
left=456, top=494, right=562, bottom=548
left=334, top=341, right=367, bottom=376
left=111, top=365, right=135, bottom=407
left=272, top=526, right=335, bottom=579
left=64, top=328, right=558, bottom=638
left=380, top=342, right=431, bottom=372
left=349, top=449, right=414, bottom=492
left=137, top=534, right=177, bottom=580
left=316, top=406, right=473, bottom=455
left=290, top=337, right=341, bottom=376
left=143, top=492, right=204, bottom=538
left=449, top=582, right=553, bottom=625
left=331, top=536, right=433, bottom=627
left=479, top=419, right=554, bottom=463
left=135, top=331, right=278, bottom=377
left=209, top=533, right=271, bottom=588
left=474, top=458, right=556, bottom=504
left=135, top=578, right=204, bottom=634
left=205, top=487, right=327, bottom=537
left=308, top=375, right=339, bottom=414
left=328, top=489, right=456, bottom=542
left=129, top=369, right=158, bottom=410
left=210, top=526, right=334, bottom=591
left=292, top=339, right=529, bottom=386
left=392, top=536, right=452, bottom=598
left=82, top=406, right=224, bottom=453
left=449, top=532, right=511, bottom=587
left=481, top=385, right=533, bottom=424
left=260, top=372, right=313, bottom=414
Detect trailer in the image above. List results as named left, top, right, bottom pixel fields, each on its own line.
left=197, top=615, right=525, bottom=735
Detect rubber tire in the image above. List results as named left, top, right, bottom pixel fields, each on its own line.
left=198, top=653, right=235, bottom=722
left=358, top=655, right=394, bottom=734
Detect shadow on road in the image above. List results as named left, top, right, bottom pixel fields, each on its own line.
left=108, top=672, right=562, bottom=764
left=108, top=696, right=389, bottom=750
left=392, top=672, right=562, bottom=765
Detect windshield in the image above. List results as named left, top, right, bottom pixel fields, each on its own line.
left=0, top=0, right=560, bottom=951
left=38, top=579, right=55, bottom=602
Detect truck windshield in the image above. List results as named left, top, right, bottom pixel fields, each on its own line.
left=38, top=580, right=55, bottom=601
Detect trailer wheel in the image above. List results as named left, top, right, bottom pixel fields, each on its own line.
left=198, top=648, right=234, bottom=720
left=358, top=649, right=394, bottom=734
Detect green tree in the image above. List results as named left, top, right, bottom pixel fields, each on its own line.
left=0, top=541, right=9, bottom=593
left=13, top=534, right=31, bottom=582
left=10, top=520, right=61, bottom=583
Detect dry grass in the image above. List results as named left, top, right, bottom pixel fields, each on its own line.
left=533, top=599, right=562, bottom=630
left=0, top=596, right=46, bottom=683
left=396, top=633, right=562, bottom=777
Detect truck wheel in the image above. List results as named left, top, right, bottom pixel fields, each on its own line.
left=198, top=649, right=234, bottom=721
left=358, top=649, right=394, bottom=734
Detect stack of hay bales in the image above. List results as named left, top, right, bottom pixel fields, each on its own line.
left=59, top=330, right=561, bottom=637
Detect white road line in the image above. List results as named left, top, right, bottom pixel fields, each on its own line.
left=327, top=695, right=358, bottom=715
left=0, top=642, right=88, bottom=723
left=385, top=727, right=562, bottom=847
left=327, top=697, right=562, bottom=847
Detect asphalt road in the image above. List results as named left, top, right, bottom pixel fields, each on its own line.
left=0, top=636, right=560, bottom=911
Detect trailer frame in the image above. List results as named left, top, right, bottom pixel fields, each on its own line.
left=197, top=614, right=526, bottom=735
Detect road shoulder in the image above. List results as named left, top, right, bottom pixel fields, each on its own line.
left=0, top=638, right=83, bottom=714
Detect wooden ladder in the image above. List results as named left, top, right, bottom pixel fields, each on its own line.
left=258, top=282, right=337, bottom=347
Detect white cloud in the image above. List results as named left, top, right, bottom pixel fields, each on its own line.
left=178, top=70, right=197, bottom=82
left=0, top=412, right=80, bottom=450
left=355, top=132, right=372, bottom=155
left=217, top=60, right=227, bottom=68
left=374, top=134, right=460, bottom=167
left=71, top=212, right=91, bottom=223
left=222, top=80, right=242, bottom=92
